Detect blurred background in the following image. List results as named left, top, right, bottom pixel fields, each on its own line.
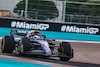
left=0, top=0, right=100, bottom=25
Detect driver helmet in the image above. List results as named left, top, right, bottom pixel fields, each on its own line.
left=33, top=35, right=40, bottom=40
left=31, top=30, right=40, bottom=35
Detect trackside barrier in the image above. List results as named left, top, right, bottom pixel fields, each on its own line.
left=0, top=18, right=100, bottom=42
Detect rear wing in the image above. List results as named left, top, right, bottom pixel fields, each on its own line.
left=10, top=30, right=29, bottom=36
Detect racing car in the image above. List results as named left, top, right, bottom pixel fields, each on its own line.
left=1, top=30, right=74, bottom=61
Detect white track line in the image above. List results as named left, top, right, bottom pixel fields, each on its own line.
left=56, top=39, right=100, bottom=44
left=0, top=37, right=100, bottom=44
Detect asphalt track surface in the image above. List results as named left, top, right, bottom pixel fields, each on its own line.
left=0, top=40, right=100, bottom=67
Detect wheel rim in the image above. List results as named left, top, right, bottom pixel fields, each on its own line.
left=1, top=37, right=5, bottom=51
left=18, top=39, right=24, bottom=54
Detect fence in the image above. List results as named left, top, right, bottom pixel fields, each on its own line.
left=65, top=14, right=100, bottom=24
left=0, top=0, right=100, bottom=25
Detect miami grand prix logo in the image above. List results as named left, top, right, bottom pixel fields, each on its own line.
left=61, top=25, right=99, bottom=34
left=11, top=21, right=49, bottom=30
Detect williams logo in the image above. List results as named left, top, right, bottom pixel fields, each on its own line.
left=61, top=25, right=99, bottom=34
left=11, top=21, right=49, bottom=30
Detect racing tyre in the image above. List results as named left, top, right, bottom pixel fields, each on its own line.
left=59, top=42, right=71, bottom=61
left=1, top=36, right=15, bottom=53
left=18, top=37, right=31, bottom=55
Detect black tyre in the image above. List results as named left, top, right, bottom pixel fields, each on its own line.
left=1, top=36, right=15, bottom=53
left=59, top=42, right=71, bottom=61
left=18, top=37, right=31, bottom=55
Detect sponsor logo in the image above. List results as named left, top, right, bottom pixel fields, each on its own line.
left=17, top=30, right=28, bottom=34
left=11, top=21, right=49, bottom=30
left=11, top=30, right=28, bottom=34
left=61, top=25, right=99, bottom=34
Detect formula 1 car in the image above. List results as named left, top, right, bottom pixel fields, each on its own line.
left=1, top=30, right=74, bottom=61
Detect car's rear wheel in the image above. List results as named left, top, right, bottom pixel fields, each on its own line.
left=1, top=36, right=15, bottom=53
left=18, top=37, right=31, bottom=55
left=58, top=42, right=71, bottom=61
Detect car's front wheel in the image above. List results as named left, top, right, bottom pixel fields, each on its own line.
left=58, top=42, right=72, bottom=61
left=18, top=37, right=31, bottom=55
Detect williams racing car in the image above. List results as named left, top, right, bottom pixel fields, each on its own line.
left=1, top=30, right=74, bottom=61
